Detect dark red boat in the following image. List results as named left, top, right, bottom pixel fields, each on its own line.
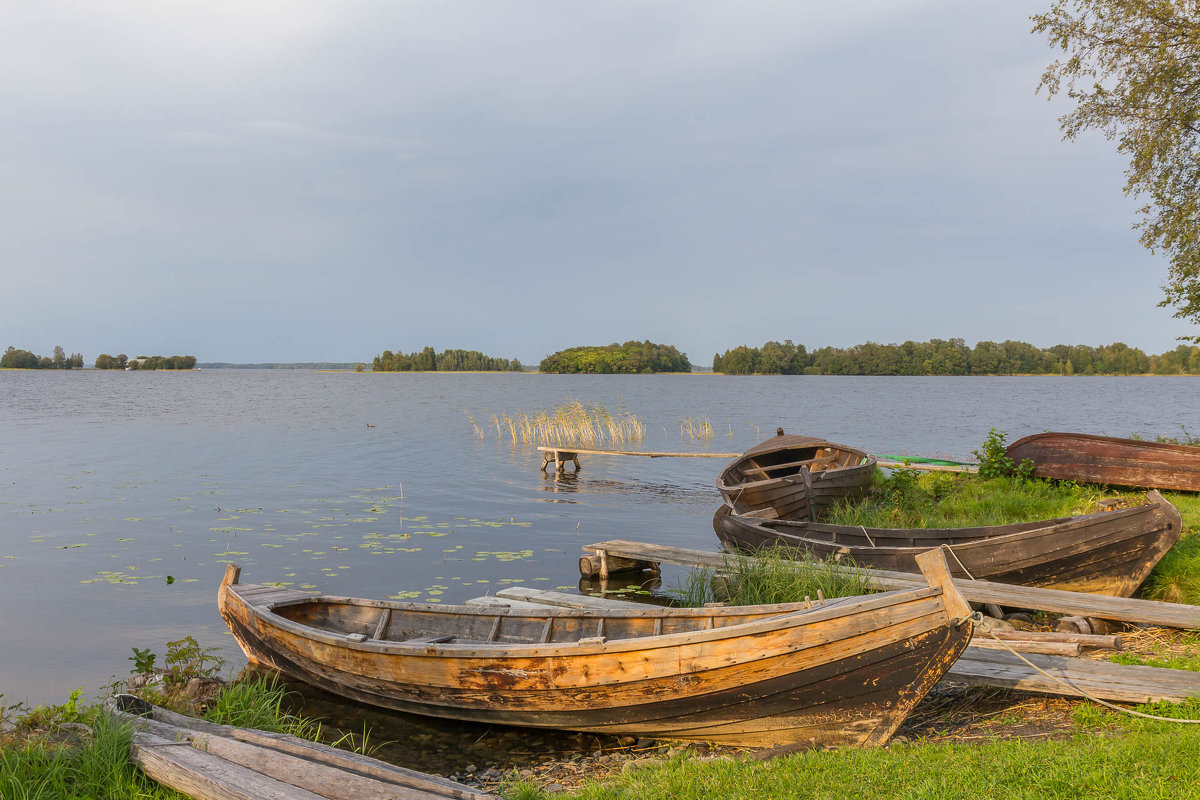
left=1006, top=432, right=1200, bottom=492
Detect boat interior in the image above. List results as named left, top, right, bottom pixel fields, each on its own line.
left=260, top=593, right=867, bottom=647
left=739, top=509, right=1137, bottom=548
left=730, top=445, right=864, bottom=483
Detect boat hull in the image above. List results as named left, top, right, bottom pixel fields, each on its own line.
left=218, top=568, right=971, bottom=749
left=1007, top=432, right=1200, bottom=492
left=715, top=491, right=1181, bottom=597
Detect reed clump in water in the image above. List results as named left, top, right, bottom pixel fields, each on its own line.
left=474, top=400, right=645, bottom=447
left=672, top=546, right=874, bottom=607
left=679, top=415, right=715, bottom=441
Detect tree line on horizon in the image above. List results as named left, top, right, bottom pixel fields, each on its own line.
left=711, top=339, right=1200, bottom=376
left=1, top=346, right=84, bottom=369
left=371, top=347, right=523, bottom=372
left=539, top=341, right=692, bottom=374
left=95, top=354, right=197, bottom=370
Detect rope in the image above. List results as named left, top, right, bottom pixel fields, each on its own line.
left=939, top=543, right=975, bottom=581
left=962, top=612, right=1200, bottom=724
left=859, top=525, right=876, bottom=547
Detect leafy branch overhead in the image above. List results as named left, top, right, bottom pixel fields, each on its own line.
left=1032, top=1, right=1200, bottom=336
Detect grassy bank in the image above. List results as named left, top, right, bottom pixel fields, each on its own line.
left=1, top=672, right=317, bottom=800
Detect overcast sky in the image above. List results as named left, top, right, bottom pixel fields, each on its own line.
left=1, top=1, right=1193, bottom=365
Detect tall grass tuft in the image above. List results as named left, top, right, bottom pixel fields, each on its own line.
left=476, top=400, right=645, bottom=447
left=671, top=547, right=875, bottom=608
left=679, top=415, right=715, bottom=440
left=203, top=675, right=320, bottom=739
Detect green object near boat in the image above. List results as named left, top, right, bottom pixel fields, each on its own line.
left=874, top=455, right=977, bottom=467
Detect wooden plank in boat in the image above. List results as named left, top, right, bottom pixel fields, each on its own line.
left=463, top=596, right=548, bottom=610
left=583, top=539, right=1200, bottom=629
left=494, top=587, right=648, bottom=609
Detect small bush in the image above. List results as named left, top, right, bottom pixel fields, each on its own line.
left=972, top=428, right=1035, bottom=479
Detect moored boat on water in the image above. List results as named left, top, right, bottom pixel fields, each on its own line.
left=218, top=554, right=973, bottom=750
left=717, top=430, right=877, bottom=521
left=714, top=490, right=1182, bottom=597
left=1006, top=432, right=1200, bottom=492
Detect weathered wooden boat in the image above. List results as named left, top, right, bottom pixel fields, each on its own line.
left=717, top=430, right=877, bottom=521
left=107, top=693, right=491, bottom=800
left=219, top=554, right=973, bottom=750
left=714, top=490, right=1181, bottom=597
left=1006, top=431, right=1200, bottom=491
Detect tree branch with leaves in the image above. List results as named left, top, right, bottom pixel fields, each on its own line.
left=1033, top=0, right=1200, bottom=337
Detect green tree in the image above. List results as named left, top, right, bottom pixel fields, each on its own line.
left=1033, top=2, right=1200, bottom=337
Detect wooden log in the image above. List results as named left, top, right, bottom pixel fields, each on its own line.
left=982, top=630, right=1121, bottom=649
left=966, top=639, right=1082, bottom=657
left=584, top=539, right=1200, bottom=630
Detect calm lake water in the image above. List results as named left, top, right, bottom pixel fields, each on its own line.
left=1, top=371, right=1195, bottom=767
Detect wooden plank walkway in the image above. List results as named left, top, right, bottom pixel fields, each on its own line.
left=477, top=587, right=1200, bottom=704
left=535, top=446, right=978, bottom=473
left=582, top=539, right=1200, bottom=630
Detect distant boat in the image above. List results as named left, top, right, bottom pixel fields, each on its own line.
left=717, top=430, right=877, bottom=521
left=218, top=556, right=973, bottom=750
left=715, top=490, right=1181, bottom=597
left=107, top=693, right=491, bottom=800
left=1007, top=432, right=1200, bottom=492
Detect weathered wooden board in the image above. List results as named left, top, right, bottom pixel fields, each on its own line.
left=946, top=648, right=1200, bottom=704
left=583, top=539, right=1200, bottom=629
left=110, top=694, right=493, bottom=800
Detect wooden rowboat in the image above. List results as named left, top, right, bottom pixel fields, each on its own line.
left=717, top=430, right=877, bottom=521
left=714, top=491, right=1182, bottom=597
left=107, top=693, right=492, bottom=800
left=219, top=554, right=973, bottom=750
left=1006, top=431, right=1200, bottom=491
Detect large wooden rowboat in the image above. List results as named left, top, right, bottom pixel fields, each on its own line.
left=107, top=693, right=491, bottom=800
left=1006, top=431, right=1200, bottom=491
left=219, top=554, right=973, bottom=750
left=714, top=491, right=1181, bottom=597
left=717, top=430, right=877, bottom=521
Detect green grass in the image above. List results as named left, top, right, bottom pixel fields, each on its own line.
left=0, top=676, right=320, bottom=800
left=825, top=469, right=1126, bottom=529
left=671, top=547, right=875, bottom=607
left=1142, top=492, right=1200, bottom=606
left=0, top=713, right=186, bottom=800
left=541, top=721, right=1200, bottom=800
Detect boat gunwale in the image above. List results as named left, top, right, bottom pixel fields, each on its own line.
left=225, top=583, right=945, bottom=658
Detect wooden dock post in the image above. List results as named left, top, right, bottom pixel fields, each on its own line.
left=541, top=449, right=581, bottom=473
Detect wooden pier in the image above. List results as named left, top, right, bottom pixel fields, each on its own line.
left=467, top=586, right=1200, bottom=705
left=536, top=446, right=977, bottom=473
